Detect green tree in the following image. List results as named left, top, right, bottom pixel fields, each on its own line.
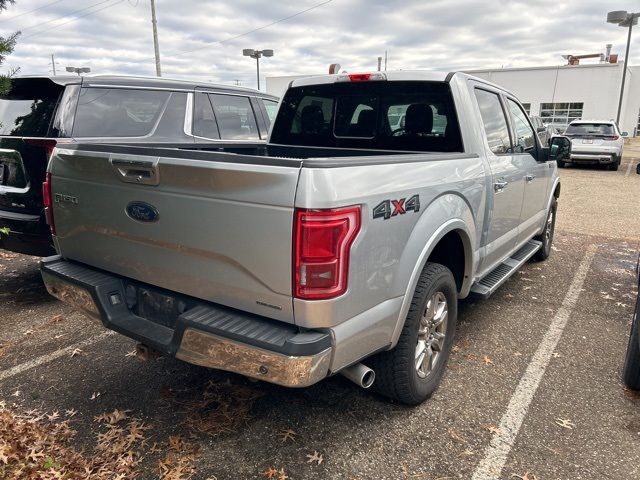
left=0, top=1, right=19, bottom=95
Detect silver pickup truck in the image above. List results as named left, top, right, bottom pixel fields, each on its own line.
left=40, top=71, right=571, bottom=405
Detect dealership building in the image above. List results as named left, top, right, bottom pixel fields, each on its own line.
left=266, top=61, right=640, bottom=136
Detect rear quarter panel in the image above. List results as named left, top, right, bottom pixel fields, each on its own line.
left=294, top=154, right=487, bottom=369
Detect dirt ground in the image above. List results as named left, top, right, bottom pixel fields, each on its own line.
left=1, top=142, right=639, bottom=479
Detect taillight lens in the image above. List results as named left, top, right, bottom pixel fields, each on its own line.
left=604, top=135, right=620, bottom=141
left=294, top=206, right=361, bottom=300
left=42, top=172, right=55, bottom=235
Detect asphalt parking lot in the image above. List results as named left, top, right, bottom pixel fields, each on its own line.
left=1, top=144, right=639, bottom=480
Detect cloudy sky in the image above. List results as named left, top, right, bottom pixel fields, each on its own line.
left=0, top=0, right=638, bottom=90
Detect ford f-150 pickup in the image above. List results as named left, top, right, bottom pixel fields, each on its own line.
left=40, top=71, right=572, bottom=405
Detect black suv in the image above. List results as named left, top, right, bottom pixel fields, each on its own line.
left=0, top=75, right=278, bottom=256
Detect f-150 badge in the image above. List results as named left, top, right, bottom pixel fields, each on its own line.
left=373, top=195, right=420, bottom=220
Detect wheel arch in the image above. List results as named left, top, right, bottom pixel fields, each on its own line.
left=389, top=194, right=476, bottom=348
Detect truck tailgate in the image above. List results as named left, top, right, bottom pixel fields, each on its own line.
left=50, top=146, right=301, bottom=323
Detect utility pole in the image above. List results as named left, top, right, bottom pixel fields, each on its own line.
left=150, top=0, right=162, bottom=77
left=377, top=56, right=382, bottom=71
left=234, top=79, right=241, bottom=86
left=384, top=50, right=388, bottom=71
left=51, top=53, right=56, bottom=76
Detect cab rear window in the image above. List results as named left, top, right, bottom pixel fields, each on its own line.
left=270, top=81, right=463, bottom=152
left=72, top=87, right=170, bottom=137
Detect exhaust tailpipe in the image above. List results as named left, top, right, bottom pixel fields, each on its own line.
left=340, top=363, right=375, bottom=389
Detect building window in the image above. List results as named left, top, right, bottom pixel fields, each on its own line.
left=539, top=102, right=583, bottom=131
left=521, top=103, right=531, bottom=115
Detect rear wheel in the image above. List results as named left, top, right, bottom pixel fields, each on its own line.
left=533, top=198, right=557, bottom=262
left=370, top=262, right=457, bottom=405
left=609, top=158, right=620, bottom=171
left=557, top=159, right=566, bottom=168
left=623, top=301, right=640, bottom=390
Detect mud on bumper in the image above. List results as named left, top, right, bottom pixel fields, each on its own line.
left=40, top=256, right=332, bottom=387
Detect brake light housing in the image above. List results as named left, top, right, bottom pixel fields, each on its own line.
left=604, top=135, right=620, bottom=141
left=293, top=206, right=361, bottom=300
left=336, top=72, right=387, bottom=82
left=42, top=172, right=55, bottom=235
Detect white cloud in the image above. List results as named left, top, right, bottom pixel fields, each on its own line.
left=1, top=0, right=638, bottom=90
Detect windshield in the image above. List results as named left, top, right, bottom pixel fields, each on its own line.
left=270, top=80, right=463, bottom=152
left=565, top=123, right=615, bottom=136
left=0, top=78, right=63, bottom=136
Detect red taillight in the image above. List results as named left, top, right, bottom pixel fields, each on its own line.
left=349, top=73, right=372, bottom=82
left=604, top=135, right=619, bottom=141
left=42, top=172, right=55, bottom=235
left=293, top=206, right=361, bottom=300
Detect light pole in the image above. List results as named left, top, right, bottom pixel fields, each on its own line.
left=607, top=10, right=640, bottom=126
left=65, top=66, right=91, bottom=76
left=242, top=48, right=274, bottom=90
left=150, top=0, right=162, bottom=77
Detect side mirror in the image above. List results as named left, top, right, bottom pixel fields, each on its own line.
left=549, top=136, right=571, bottom=162
left=622, top=132, right=629, bottom=137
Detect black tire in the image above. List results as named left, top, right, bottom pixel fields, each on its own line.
left=369, top=262, right=457, bottom=405
left=532, top=198, right=557, bottom=262
left=557, top=159, right=565, bottom=168
left=609, top=159, right=620, bottom=171
left=623, top=300, right=640, bottom=390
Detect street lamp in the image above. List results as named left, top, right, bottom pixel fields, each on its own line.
left=65, top=66, right=91, bottom=76
left=242, top=48, right=274, bottom=90
left=607, top=10, right=639, bottom=125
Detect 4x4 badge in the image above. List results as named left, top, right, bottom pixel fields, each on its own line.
left=373, top=195, right=420, bottom=220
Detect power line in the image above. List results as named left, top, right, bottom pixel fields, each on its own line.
left=18, top=0, right=117, bottom=33
left=1, top=0, right=69, bottom=22
left=164, top=0, right=333, bottom=58
left=22, top=0, right=127, bottom=40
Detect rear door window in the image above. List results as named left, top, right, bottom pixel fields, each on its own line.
left=474, top=89, right=512, bottom=155
left=0, top=78, right=63, bottom=136
left=209, top=94, right=260, bottom=140
left=72, top=88, right=170, bottom=137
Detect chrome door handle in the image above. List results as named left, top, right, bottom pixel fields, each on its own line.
left=525, top=174, right=536, bottom=183
left=494, top=180, right=508, bottom=193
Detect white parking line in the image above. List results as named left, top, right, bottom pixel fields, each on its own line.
left=471, top=245, right=597, bottom=480
left=625, top=159, right=634, bottom=177
left=0, top=331, right=114, bottom=383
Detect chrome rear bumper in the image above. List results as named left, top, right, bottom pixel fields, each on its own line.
left=40, top=256, right=333, bottom=388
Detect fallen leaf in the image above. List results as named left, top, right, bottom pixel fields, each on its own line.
left=483, top=356, right=494, bottom=366
left=511, top=472, right=538, bottom=480
left=279, top=429, right=297, bottom=442
left=513, top=351, right=522, bottom=357
left=65, top=408, right=77, bottom=417
left=278, top=469, right=288, bottom=480
left=552, top=352, right=561, bottom=358
left=554, top=418, right=575, bottom=430
left=47, top=411, right=60, bottom=421
left=485, top=424, right=501, bottom=435
left=261, top=468, right=279, bottom=479
left=23, top=329, right=34, bottom=336
left=90, top=392, right=101, bottom=400
left=306, top=451, right=323, bottom=465
left=49, top=314, right=64, bottom=323
left=125, top=350, right=137, bottom=357
left=70, top=348, right=84, bottom=358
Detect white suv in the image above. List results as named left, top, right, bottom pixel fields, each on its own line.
left=562, top=120, right=625, bottom=170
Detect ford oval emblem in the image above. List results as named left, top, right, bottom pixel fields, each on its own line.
left=126, top=201, right=159, bottom=223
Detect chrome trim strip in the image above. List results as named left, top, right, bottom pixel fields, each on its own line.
left=176, top=328, right=332, bottom=388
